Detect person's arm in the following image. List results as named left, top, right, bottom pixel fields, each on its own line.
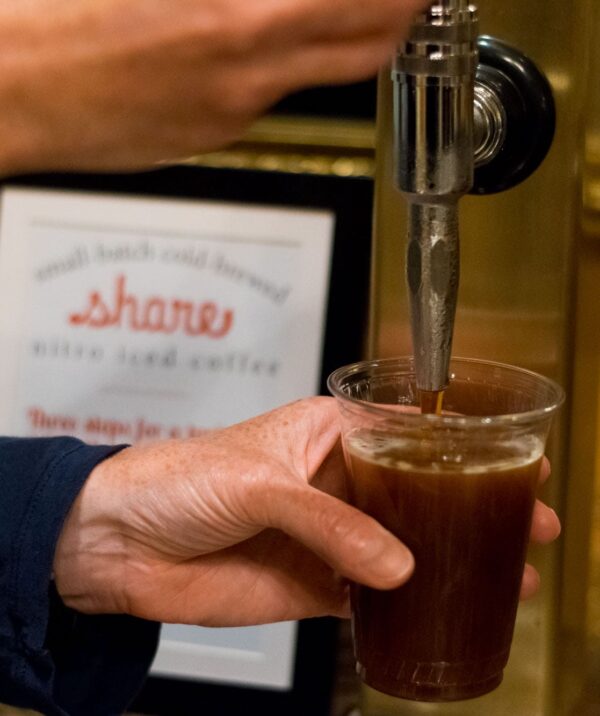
left=0, top=437, right=160, bottom=716
left=0, top=0, right=431, bottom=176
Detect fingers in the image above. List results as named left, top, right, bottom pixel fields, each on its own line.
left=121, top=530, right=353, bottom=626
left=520, top=563, right=541, bottom=601
left=291, top=397, right=342, bottom=476
left=538, top=456, right=551, bottom=485
left=521, top=457, right=557, bottom=600
left=530, top=499, right=561, bottom=544
left=252, top=0, right=431, bottom=93
left=309, top=440, right=347, bottom=499
left=267, top=483, right=414, bottom=590
left=320, top=0, right=431, bottom=40
left=260, top=0, right=429, bottom=45
left=521, top=458, right=558, bottom=601
left=269, top=32, right=397, bottom=92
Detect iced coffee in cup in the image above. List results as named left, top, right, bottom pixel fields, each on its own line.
left=328, top=357, right=563, bottom=702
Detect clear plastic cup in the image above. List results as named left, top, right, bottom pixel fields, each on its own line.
left=328, top=357, right=564, bottom=702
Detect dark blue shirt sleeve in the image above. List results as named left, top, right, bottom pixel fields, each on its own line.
left=0, top=437, right=161, bottom=716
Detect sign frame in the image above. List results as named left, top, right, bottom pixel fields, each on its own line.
left=1, top=163, right=373, bottom=716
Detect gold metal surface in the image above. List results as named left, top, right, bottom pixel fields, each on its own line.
left=568, top=1, right=600, bottom=712
left=244, top=115, right=375, bottom=151
left=367, top=1, right=593, bottom=714
left=181, top=115, right=376, bottom=178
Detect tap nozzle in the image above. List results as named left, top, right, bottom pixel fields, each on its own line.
left=393, top=1, right=479, bottom=393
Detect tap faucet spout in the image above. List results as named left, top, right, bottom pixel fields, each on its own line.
left=394, top=0, right=478, bottom=392
left=407, top=201, right=459, bottom=392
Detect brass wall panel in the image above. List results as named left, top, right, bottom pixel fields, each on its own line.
left=182, top=116, right=376, bottom=178
left=368, top=1, right=592, bottom=714
left=567, top=0, right=600, bottom=711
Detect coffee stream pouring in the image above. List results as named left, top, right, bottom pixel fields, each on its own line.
left=393, top=0, right=556, bottom=399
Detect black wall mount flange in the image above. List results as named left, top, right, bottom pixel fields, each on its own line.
left=470, top=36, right=556, bottom=195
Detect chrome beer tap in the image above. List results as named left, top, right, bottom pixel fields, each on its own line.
left=393, top=2, right=556, bottom=394
left=393, top=0, right=477, bottom=394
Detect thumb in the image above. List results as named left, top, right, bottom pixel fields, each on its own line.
left=268, top=484, right=414, bottom=590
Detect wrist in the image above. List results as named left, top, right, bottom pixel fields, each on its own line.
left=53, top=453, right=131, bottom=614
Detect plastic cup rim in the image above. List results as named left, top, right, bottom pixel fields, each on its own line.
left=327, top=356, right=565, bottom=428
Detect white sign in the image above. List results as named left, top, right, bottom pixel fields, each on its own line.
left=0, top=186, right=335, bottom=688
